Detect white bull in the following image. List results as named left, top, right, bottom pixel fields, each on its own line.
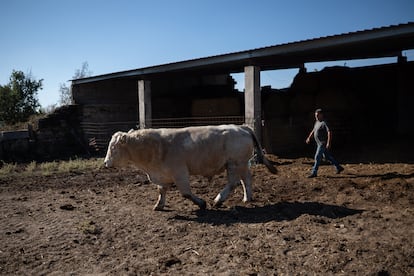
left=104, top=124, right=277, bottom=210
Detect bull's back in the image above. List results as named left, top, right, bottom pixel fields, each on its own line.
left=161, top=125, right=253, bottom=176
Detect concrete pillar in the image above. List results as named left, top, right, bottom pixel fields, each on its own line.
left=138, top=80, right=152, bottom=129
left=244, top=66, right=262, bottom=141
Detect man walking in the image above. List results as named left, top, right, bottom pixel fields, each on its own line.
left=306, top=108, right=344, bottom=178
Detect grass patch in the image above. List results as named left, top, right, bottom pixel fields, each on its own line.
left=39, top=161, right=59, bottom=176
left=58, top=158, right=103, bottom=173
left=0, top=163, right=17, bottom=176
left=25, top=161, right=37, bottom=173
left=0, top=158, right=104, bottom=178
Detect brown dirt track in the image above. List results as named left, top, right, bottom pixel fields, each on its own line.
left=1, top=156, right=413, bottom=275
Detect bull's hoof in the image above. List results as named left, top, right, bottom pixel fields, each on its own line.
left=243, top=197, right=253, bottom=203
left=213, top=200, right=223, bottom=208
left=153, top=205, right=164, bottom=211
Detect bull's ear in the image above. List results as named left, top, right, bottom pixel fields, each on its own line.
left=119, top=133, right=128, bottom=144
left=114, top=133, right=128, bottom=145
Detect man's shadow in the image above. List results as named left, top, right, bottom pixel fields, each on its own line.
left=171, top=201, right=363, bottom=225
left=328, top=171, right=414, bottom=180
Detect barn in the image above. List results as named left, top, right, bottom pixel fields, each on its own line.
left=71, top=23, right=414, bottom=156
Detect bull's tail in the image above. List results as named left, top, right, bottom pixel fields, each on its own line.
left=242, top=126, right=277, bottom=174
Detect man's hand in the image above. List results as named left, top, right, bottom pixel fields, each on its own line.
left=306, top=130, right=314, bottom=144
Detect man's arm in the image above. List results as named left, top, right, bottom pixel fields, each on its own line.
left=327, top=130, right=332, bottom=149
left=306, top=130, right=314, bottom=144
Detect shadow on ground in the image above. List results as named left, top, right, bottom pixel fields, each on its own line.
left=327, top=172, right=414, bottom=180
left=171, top=201, right=363, bottom=225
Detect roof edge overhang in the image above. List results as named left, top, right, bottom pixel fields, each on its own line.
left=72, top=22, right=414, bottom=85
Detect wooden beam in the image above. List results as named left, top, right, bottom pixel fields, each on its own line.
left=244, top=66, right=261, bottom=141
left=138, top=80, right=152, bottom=129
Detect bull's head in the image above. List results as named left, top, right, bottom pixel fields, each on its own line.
left=104, top=132, right=130, bottom=168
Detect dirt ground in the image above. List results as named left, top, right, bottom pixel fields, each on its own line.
left=1, top=155, right=413, bottom=275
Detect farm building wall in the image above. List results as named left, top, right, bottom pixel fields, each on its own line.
left=72, top=78, right=139, bottom=149
left=72, top=74, right=243, bottom=149
left=150, top=75, right=243, bottom=128
left=263, top=61, right=414, bottom=155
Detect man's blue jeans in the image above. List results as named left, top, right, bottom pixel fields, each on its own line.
left=311, top=144, right=341, bottom=175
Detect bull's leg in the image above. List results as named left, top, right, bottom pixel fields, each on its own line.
left=174, top=173, right=206, bottom=210
left=240, top=167, right=253, bottom=202
left=153, top=184, right=168, bottom=211
left=213, top=163, right=239, bottom=207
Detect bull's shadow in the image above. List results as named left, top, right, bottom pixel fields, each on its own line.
left=171, top=201, right=363, bottom=225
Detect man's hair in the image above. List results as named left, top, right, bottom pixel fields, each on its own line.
left=315, top=108, right=323, bottom=113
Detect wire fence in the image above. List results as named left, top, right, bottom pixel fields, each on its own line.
left=81, top=116, right=245, bottom=150
left=150, top=116, right=245, bottom=128
left=81, top=121, right=137, bottom=151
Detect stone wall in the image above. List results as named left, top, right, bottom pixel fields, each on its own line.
left=0, top=130, right=31, bottom=162
left=0, top=105, right=88, bottom=162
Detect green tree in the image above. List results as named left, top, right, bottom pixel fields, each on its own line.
left=0, top=70, right=43, bottom=124
left=59, top=62, right=92, bottom=106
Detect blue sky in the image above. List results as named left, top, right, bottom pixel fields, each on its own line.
left=1, top=0, right=413, bottom=108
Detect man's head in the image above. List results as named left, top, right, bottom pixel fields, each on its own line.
left=315, top=108, right=324, bottom=121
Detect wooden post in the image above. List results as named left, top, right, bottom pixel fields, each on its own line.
left=244, top=66, right=261, bottom=141
left=138, top=80, right=152, bottom=129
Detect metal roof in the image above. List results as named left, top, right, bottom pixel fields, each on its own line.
left=72, top=22, right=414, bottom=85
